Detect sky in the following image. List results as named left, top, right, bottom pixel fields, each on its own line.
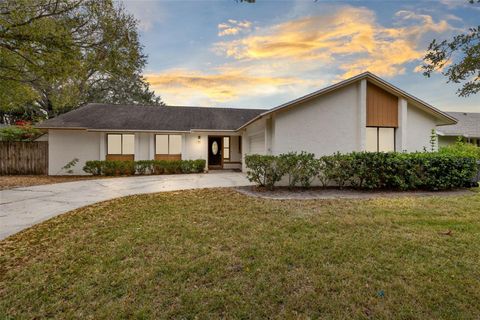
left=122, top=0, right=480, bottom=112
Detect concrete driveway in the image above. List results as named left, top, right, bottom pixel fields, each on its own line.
left=0, top=172, right=251, bottom=240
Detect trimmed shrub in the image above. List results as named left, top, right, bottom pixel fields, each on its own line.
left=439, top=138, right=480, bottom=159
left=83, top=160, right=103, bottom=176
left=321, top=152, right=353, bottom=189
left=245, top=151, right=478, bottom=191
left=83, top=159, right=206, bottom=176
left=278, top=152, right=319, bottom=188
left=245, top=154, right=283, bottom=190
left=135, top=160, right=152, bottom=175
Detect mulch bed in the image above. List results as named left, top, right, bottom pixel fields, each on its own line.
left=0, top=175, right=110, bottom=190
left=235, top=185, right=473, bottom=200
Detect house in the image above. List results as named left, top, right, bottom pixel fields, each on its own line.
left=436, top=112, right=480, bottom=147
left=36, top=72, right=457, bottom=175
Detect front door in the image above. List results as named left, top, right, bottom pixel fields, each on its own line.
left=208, top=136, right=223, bottom=168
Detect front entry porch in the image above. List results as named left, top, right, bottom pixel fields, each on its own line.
left=207, top=135, right=242, bottom=170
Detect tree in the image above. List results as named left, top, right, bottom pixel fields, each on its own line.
left=422, top=0, right=480, bottom=97
left=0, top=0, right=162, bottom=124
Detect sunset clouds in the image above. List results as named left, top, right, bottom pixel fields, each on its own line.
left=218, top=19, right=252, bottom=36
left=145, top=68, right=307, bottom=105
left=131, top=1, right=478, bottom=110
left=214, top=7, right=457, bottom=78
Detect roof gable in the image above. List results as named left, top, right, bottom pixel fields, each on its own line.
left=239, top=72, right=456, bottom=129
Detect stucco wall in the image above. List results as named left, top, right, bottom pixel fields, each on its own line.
left=48, top=131, right=244, bottom=175
left=135, top=133, right=151, bottom=161
left=406, top=105, right=438, bottom=152
left=183, top=134, right=207, bottom=161
left=48, top=129, right=100, bottom=175
left=272, top=83, right=360, bottom=156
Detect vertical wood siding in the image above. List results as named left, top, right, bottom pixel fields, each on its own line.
left=367, top=82, right=399, bottom=127
left=105, top=154, right=135, bottom=161
left=154, top=154, right=181, bottom=161
left=0, top=141, right=48, bottom=175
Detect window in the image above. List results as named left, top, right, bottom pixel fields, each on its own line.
left=155, top=134, right=182, bottom=154
left=223, top=136, right=230, bottom=160
left=238, top=137, right=242, bottom=154
left=107, top=134, right=135, bottom=155
left=365, top=127, right=395, bottom=152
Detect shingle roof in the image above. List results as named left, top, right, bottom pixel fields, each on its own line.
left=36, top=103, right=266, bottom=131
left=437, top=112, right=480, bottom=138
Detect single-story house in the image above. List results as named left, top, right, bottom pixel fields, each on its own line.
left=436, top=112, right=480, bottom=147
left=36, top=72, right=457, bottom=175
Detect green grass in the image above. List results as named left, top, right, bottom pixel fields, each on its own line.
left=1, top=189, right=480, bottom=319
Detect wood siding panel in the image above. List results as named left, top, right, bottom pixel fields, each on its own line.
left=106, top=154, right=134, bottom=161
left=0, top=141, right=48, bottom=175
left=367, top=82, right=398, bottom=127
left=154, top=154, right=181, bottom=161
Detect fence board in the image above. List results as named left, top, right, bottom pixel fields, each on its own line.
left=0, top=141, right=48, bottom=175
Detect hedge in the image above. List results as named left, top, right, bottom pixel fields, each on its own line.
left=245, top=152, right=479, bottom=191
left=83, top=159, right=206, bottom=176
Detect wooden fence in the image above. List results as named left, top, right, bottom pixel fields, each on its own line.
left=0, top=141, right=48, bottom=175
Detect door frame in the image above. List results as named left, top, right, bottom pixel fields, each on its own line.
left=208, top=135, right=224, bottom=169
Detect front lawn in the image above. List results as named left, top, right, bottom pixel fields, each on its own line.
left=1, top=189, right=480, bottom=319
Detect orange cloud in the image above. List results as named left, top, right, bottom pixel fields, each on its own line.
left=145, top=68, right=307, bottom=104
left=214, top=7, right=458, bottom=78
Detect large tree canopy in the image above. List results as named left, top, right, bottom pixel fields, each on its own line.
left=422, top=0, right=480, bottom=97
left=0, top=0, right=162, bottom=124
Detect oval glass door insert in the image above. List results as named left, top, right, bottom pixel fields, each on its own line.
left=212, top=141, right=219, bottom=155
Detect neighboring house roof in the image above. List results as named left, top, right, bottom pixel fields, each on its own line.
left=238, top=71, right=457, bottom=129
left=436, top=112, right=480, bottom=138
left=36, top=103, right=266, bottom=132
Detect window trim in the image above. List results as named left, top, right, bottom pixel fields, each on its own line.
left=366, top=126, right=396, bottom=152
left=107, top=133, right=135, bottom=155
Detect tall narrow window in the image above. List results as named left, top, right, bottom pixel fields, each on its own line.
left=365, top=127, right=395, bottom=152
left=223, top=136, right=230, bottom=160
left=169, top=135, right=182, bottom=154
left=155, top=135, right=169, bottom=154
left=365, top=128, right=378, bottom=152
left=378, top=128, right=395, bottom=152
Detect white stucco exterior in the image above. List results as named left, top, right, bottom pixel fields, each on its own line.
left=43, top=73, right=454, bottom=176
left=271, top=82, right=360, bottom=156
left=405, top=105, right=438, bottom=152
left=48, top=130, right=101, bottom=175
left=240, top=81, right=446, bottom=160
left=47, top=130, right=244, bottom=175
